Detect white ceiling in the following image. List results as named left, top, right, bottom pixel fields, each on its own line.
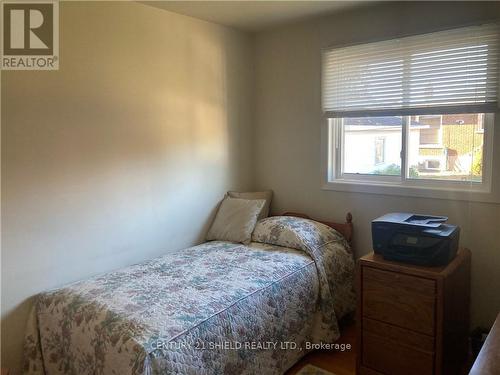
left=142, top=1, right=371, bottom=32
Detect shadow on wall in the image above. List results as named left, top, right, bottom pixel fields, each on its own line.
left=1, top=1, right=254, bottom=372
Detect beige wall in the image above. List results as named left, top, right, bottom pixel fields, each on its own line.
left=254, top=0, right=500, bottom=330
left=1, top=2, right=254, bottom=372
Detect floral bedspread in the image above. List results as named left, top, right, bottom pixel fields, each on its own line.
left=24, top=217, right=355, bottom=375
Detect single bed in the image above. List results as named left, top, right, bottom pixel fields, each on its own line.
left=23, top=213, right=355, bottom=375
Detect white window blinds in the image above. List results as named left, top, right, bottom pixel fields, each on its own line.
left=322, top=23, right=500, bottom=117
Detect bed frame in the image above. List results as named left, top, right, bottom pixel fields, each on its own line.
left=281, top=212, right=353, bottom=244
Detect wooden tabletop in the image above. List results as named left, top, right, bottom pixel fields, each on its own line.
left=469, top=312, right=500, bottom=375
left=359, top=248, right=470, bottom=279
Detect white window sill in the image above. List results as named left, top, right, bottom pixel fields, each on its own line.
left=322, top=179, right=500, bottom=203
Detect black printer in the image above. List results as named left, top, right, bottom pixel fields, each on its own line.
left=372, top=213, right=460, bottom=266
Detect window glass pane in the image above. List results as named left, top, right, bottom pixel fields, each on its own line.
left=343, top=117, right=402, bottom=176
left=407, top=114, right=484, bottom=182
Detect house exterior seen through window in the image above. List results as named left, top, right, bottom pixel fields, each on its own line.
left=343, top=117, right=402, bottom=175
left=340, top=114, right=486, bottom=183
left=409, top=114, right=485, bottom=182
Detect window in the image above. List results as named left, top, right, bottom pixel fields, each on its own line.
left=420, top=125, right=441, bottom=145
left=409, top=113, right=487, bottom=182
left=417, top=115, right=442, bottom=146
left=476, top=114, right=485, bottom=133
left=342, top=117, right=401, bottom=175
left=374, top=137, right=386, bottom=165
left=330, top=113, right=490, bottom=184
left=322, top=23, right=499, bottom=197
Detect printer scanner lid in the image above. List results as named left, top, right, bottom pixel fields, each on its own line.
left=373, top=213, right=448, bottom=228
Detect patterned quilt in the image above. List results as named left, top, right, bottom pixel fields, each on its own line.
left=23, top=217, right=355, bottom=375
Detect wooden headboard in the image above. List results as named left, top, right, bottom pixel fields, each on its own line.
left=281, top=212, right=354, bottom=244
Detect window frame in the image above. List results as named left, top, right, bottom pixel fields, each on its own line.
left=322, top=113, right=496, bottom=201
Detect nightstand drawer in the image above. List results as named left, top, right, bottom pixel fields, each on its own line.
left=363, top=318, right=435, bottom=351
left=363, top=330, right=434, bottom=375
left=362, top=267, right=436, bottom=335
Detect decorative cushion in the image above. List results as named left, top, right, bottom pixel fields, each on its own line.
left=207, top=197, right=265, bottom=244
left=227, top=190, right=273, bottom=220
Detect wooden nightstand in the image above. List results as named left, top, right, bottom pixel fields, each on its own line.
left=356, top=248, right=471, bottom=375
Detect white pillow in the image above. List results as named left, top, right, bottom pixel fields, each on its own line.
left=227, top=190, right=273, bottom=220
left=207, top=197, right=265, bottom=244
